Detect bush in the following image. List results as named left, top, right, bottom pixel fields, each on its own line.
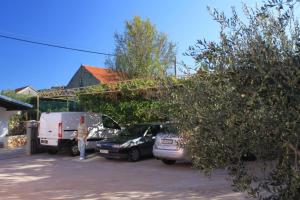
left=173, top=2, right=300, bottom=199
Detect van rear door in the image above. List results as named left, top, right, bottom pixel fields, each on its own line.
left=39, top=113, right=62, bottom=139
left=39, top=113, right=62, bottom=146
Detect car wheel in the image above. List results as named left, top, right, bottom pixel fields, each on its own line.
left=69, top=143, right=80, bottom=156
left=47, top=149, right=58, bottom=155
left=162, top=159, right=176, bottom=165
left=128, top=148, right=140, bottom=162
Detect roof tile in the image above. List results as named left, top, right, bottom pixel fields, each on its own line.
left=82, top=65, right=123, bottom=84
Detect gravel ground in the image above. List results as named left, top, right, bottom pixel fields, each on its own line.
left=0, top=152, right=248, bottom=200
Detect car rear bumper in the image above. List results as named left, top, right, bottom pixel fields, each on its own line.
left=153, top=148, right=186, bottom=160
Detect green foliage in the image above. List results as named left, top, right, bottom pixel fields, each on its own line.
left=39, top=100, right=77, bottom=112
left=79, top=98, right=168, bottom=125
left=0, top=90, right=75, bottom=119
left=0, top=90, right=32, bottom=104
left=78, top=78, right=179, bottom=125
left=8, top=113, right=26, bottom=136
left=106, top=16, right=176, bottom=79
left=175, top=2, right=300, bottom=200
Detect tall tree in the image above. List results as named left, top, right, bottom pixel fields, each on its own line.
left=106, top=16, right=176, bottom=79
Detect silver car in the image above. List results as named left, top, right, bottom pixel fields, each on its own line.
left=153, top=125, right=188, bottom=165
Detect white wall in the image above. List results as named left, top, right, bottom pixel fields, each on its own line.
left=16, top=87, right=37, bottom=96
left=0, top=107, right=18, bottom=143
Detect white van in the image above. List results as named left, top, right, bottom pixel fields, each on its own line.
left=38, top=112, right=121, bottom=156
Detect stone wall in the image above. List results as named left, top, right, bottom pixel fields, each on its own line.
left=4, top=135, right=27, bottom=148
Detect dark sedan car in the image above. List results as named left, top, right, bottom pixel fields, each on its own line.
left=96, top=123, right=163, bottom=162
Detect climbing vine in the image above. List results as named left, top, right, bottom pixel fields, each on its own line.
left=78, top=77, right=181, bottom=125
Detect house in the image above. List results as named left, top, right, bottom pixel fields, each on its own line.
left=0, top=95, right=32, bottom=145
left=67, top=65, right=123, bottom=88
left=15, top=86, right=38, bottom=96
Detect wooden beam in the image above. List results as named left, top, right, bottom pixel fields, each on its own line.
left=36, top=95, right=39, bottom=120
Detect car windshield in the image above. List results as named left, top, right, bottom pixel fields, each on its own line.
left=120, top=124, right=150, bottom=137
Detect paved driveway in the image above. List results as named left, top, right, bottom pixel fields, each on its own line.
left=0, top=147, right=25, bottom=160
left=0, top=153, right=247, bottom=200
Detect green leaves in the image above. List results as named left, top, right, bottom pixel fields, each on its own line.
left=177, top=1, right=300, bottom=199
left=106, top=16, right=176, bottom=79
left=78, top=78, right=178, bottom=125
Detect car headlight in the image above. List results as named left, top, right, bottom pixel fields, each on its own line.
left=120, top=141, right=132, bottom=148
left=111, top=141, right=133, bottom=149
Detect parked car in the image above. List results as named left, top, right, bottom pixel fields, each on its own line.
left=39, top=112, right=121, bottom=156
left=96, top=123, right=163, bottom=162
left=153, top=124, right=188, bottom=165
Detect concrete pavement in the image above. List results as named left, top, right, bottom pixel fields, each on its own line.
left=0, top=153, right=248, bottom=200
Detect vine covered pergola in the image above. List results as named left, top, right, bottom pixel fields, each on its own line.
left=35, top=77, right=185, bottom=119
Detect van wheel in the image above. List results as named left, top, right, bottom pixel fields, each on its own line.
left=69, top=143, right=80, bottom=156
left=128, top=148, right=140, bottom=162
left=47, top=149, right=58, bottom=155
left=162, top=159, right=176, bottom=165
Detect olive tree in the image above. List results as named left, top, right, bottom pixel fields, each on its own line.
left=172, top=1, right=300, bottom=199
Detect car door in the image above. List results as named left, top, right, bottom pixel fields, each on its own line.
left=101, top=115, right=121, bottom=138
left=141, top=125, right=161, bottom=156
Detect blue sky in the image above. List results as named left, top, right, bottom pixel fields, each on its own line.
left=0, top=0, right=290, bottom=90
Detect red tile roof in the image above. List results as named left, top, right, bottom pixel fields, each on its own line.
left=82, top=65, right=123, bottom=84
